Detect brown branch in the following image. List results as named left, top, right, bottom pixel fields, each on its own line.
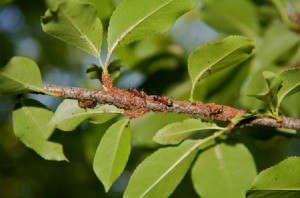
left=43, top=80, right=300, bottom=131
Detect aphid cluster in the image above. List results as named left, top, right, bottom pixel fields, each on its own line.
left=128, top=88, right=146, bottom=98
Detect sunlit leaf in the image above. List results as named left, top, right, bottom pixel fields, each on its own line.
left=277, top=68, right=300, bottom=107
left=42, top=1, right=103, bottom=61
left=50, top=99, right=122, bottom=131
left=153, top=118, right=225, bottom=145
left=46, top=0, right=114, bottom=21
left=13, top=99, right=67, bottom=161
left=0, top=56, right=44, bottom=94
left=93, top=118, right=131, bottom=192
left=107, top=0, right=197, bottom=63
left=247, top=157, right=300, bottom=197
left=200, top=0, right=260, bottom=37
left=124, top=140, right=199, bottom=198
left=192, top=143, right=256, bottom=198
left=188, top=36, right=254, bottom=99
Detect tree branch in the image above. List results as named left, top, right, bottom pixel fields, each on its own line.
left=42, top=81, right=300, bottom=131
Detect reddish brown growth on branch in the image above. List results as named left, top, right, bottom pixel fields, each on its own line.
left=101, top=72, right=113, bottom=90
left=43, top=74, right=300, bottom=130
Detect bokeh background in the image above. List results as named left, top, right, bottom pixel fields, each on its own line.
left=0, top=0, right=300, bottom=197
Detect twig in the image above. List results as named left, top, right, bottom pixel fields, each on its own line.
left=42, top=82, right=300, bottom=130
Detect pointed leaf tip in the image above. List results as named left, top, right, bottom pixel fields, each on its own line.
left=93, top=118, right=131, bottom=192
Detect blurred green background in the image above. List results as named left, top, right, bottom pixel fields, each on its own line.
left=0, top=0, right=300, bottom=197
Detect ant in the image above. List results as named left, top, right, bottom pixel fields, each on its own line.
left=209, top=106, right=223, bottom=116
left=128, top=88, right=146, bottom=98
left=78, top=98, right=98, bottom=111
left=152, top=95, right=173, bottom=107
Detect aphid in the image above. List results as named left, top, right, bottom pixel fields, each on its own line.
left=92, top=90, right=99, bottom=94
left=78, top=98, right=98, bottom=111
left=153, top=95, right=160, bottom=101
left=76, top=90, right=81, bottom=96
left=140, top=90, right=146, bottom=98
left=166, top=99, right=173, bottom=107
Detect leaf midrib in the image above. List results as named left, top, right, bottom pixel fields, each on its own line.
left=139, top=141, right=199, bottom=197
left=52, top=109, right=121, bottom=124
left=191, top=43, right=249, bottom=96
left=107, top=120, right=129, bottom=186
left=1, top=72, right=44, bottom=93
left=108, top=0, right=173, bottom=56
left=21, top=102, right=50, bottom=139
left=61, top=4, right=100, bottom=59
left=158, top=126, right=223, bottom=138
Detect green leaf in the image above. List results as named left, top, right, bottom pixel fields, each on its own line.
left=124, top=140, right=199, bottom=198
left=41, top=1, right=103, bottom=63
left=252, top=26, right=300, bottom=71
left=0, top=56, right=44, bottom=94
left=270, top=0, right=300, bottom=31
left=277, top=68, right=300, bottom=107
left=200, top=0, right=260, bottom=37
left=240, top=25, right=300, bottom=109
left=131, top=113, right=191, bottom=147
left=230, top=112, right=256, bottom=125
left=153, top=118, right=225, bottom=145
left=13, top=99, right=67, bottom=161
left=247, top=157, right=300, bottom=197
left=106, top=0, right=196, bottom=64
left=86, top=63, right=101, bottom=79
left=188, top=36, right=255, bottom=99
left=249, top=71, right=283, bottom=116
left=93, top=118, right=131, bottom=192
left=46, top=0, right=114, bottom=21
left=192, top=143, right=256, bottom=198
left=50, top=99, right=122, bottom=131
